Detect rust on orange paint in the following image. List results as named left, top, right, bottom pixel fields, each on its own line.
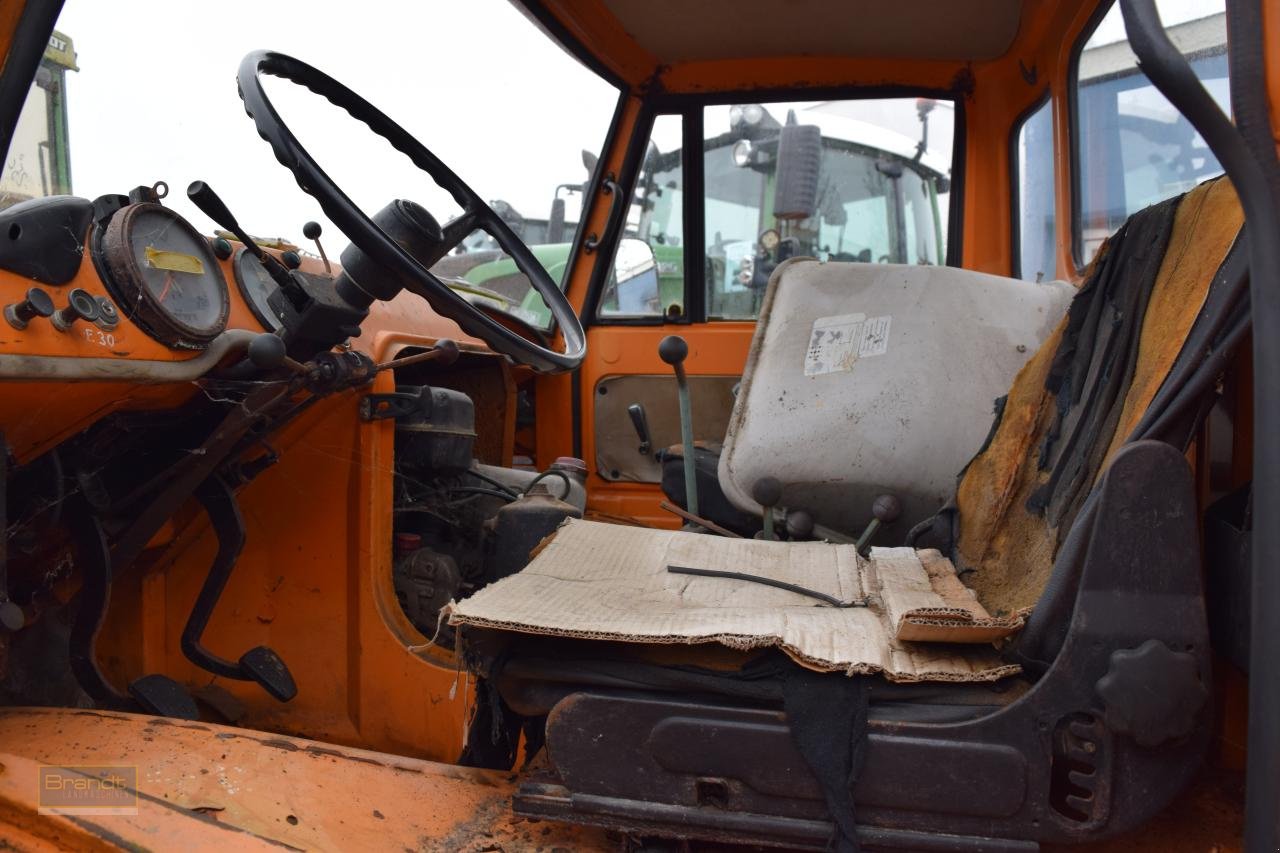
left=0, top=707, right=612, bottom=851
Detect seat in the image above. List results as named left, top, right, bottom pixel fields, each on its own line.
left=448, top=177, right=1248, bottom=849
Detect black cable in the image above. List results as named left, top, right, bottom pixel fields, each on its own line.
left=667, top=565, right=867, bottom=608
left=446, top=486, right=516, bottom=502
left=464, top=468, right=519, bottom=498
left=525, top=469, right=572, bottom=500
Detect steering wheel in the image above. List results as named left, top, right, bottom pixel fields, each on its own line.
left=236, top=51, right=586, bottom=374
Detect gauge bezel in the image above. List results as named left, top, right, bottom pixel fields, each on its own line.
left=97, top=203, right=229, bottom=349
left=232, top=247, right=284, bottom=332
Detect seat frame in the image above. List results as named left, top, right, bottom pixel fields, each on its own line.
left=507, top=441, right=1212, bottom=849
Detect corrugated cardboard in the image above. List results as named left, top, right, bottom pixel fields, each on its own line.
left=446, top=519, right=1020, bottom=683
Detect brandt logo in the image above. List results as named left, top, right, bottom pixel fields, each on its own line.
left=38, top=765, right=139, bottom=816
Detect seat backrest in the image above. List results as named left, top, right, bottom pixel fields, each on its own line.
left=953, top=176, right=1245, bottom=617
left=718, top=262, right=1074, bottom=536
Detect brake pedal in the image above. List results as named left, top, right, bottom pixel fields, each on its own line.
left=128, top=674, right=200, bottom=720
left=239, top=646, right=297, bottom=702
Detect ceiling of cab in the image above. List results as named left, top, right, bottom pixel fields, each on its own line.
left=601, top=0, right=1024, bottom=64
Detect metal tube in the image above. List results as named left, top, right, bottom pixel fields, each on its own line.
left=673, top=360, right=699, bottom=517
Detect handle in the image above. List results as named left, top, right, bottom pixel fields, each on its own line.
left=583, top=173, right=621, bottom=254
left=627, top=403, right=652, bottom=455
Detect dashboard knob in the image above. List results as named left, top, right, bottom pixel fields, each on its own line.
left=50, top=288, right=100, bottom=333
left=4, top=287, right=55, bottom=330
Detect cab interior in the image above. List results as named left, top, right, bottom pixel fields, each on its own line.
left=0, top=0, right=1272, bottom=850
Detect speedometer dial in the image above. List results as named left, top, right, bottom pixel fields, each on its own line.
left=98, top=203, right=229, bottom=348
left=233, top=247, right=283, bottom=331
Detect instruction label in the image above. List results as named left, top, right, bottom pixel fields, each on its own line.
left=804, top=313, right=892, bottom=376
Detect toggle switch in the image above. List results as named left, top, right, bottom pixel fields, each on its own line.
left=4, top=287, right=55, bottom=330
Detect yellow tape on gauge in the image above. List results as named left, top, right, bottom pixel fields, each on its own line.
left=144, top=246, right=204, bottom=274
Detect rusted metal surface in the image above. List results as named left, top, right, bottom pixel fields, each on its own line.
left=0, top=707, right=614, bottom=851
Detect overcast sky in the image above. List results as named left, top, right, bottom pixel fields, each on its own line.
left=53, top=0, right=620, bottom=251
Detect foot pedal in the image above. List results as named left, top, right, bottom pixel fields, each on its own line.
left=239, top=646, right=297, bottom=702
left=128, top=674, right=200, bottom=720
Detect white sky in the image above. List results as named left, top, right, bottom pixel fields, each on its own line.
left=1086, top=0, right=1223, bottom=47
left=53, top=0, right=620, bottom=251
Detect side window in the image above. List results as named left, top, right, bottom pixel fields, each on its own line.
left=1073, top=0, right=1228, bottom=264
left=598, top=113, right=684, bottom=319
left=703, top=99, right=954, bottom=320
left=1014, top=97, right=1056, bottom=282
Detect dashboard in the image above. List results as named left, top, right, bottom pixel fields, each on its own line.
left=0, top=187, right=488, bottom=463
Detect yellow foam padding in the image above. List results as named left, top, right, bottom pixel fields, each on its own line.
left=955, top=178, right=1243, bottom=616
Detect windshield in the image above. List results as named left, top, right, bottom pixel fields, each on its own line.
left=0, top=0, right=620, bottom=326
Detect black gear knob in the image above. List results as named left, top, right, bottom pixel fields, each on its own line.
left=752, top=476, right=783, bottom=508
left=658, top=334, right=688, bottom=365
left=302, top=221, right=322, bottom=240
left=872, top=494, right=903, bottom=524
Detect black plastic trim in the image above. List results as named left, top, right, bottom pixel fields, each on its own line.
left=1008, top=89, right=1053, bottom=280
left=580, top=101, right=658, bottom=327
left=0, top=1, right=64, bottom=173
left=683, top=106, right=706, bottom=324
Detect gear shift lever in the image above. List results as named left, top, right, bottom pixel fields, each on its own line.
left=659, top=335, right=699, bottom=520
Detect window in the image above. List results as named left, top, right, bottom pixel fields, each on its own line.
left=1073, top=0, right=1229, bottom=264
left=598, top=114, right=684, bottom=319
left=703, top=99, right=953, bottom=320
left=1014, top=97, right=1056, bottom=282
left=0, top=1, right=621, bottom=330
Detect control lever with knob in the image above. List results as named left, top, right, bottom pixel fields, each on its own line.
left=753, top=476, right=782, bottom=541
left=855, top=494, right=903, bottom=557
left=627, top=403, right=652, bottom=455
left=659, top=334, right=699, bottom=521
left=303, top=221, right=332, bottom=275
left=4, top=287, right=54, bottom=330
left=50, top=288, right=100, bottom=332
left=247, top=333, right=309, bottom=376
left=187, top=181, right=294, bottom=292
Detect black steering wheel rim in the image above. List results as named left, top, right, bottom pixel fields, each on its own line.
left=236, top=50, right=586, bottom=374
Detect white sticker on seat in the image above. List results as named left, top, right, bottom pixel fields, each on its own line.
left=804, top=313, right=891, bottom=376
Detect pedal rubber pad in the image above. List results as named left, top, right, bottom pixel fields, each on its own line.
left=128, top=673, right=200, bottom=720
left=239, top=645, right=297, bottom=702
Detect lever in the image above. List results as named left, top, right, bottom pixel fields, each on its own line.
left=753, top=476, right=782, bottom=541
left=50, top=288, right=100, bottom=332
left=659, top=335, right=699, bottom=520
left=627, top=403, right=652, bottom=455
left=855, top=494, right=903, bottom=557
left=374, top=338, right=460, bottom=372
left=786, top=508, right=815, bottom=540
left=303, top=221, right=332, bottom=274
left=187, top=181, right=294, bottom=291
left=248, top=332, right=309, bottom=376
left=4, top=287, right=54, bottom=330
left=183, top=477, right=297, bottom=702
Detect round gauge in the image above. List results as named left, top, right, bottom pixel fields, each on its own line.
left=759, top=228, right=781, bottom=252
left=97, top=203, right=229, bottom=348
left=233, top=247, right=283, bottom=331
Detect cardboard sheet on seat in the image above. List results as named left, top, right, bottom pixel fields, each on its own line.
left=446, top=519, right=1020, bottom=683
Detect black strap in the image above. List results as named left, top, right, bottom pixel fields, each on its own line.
left=783, top=669, right=869, bottom=852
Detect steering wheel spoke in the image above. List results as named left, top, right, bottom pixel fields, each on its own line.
left=440, top=210, right=480, bottom=251
left=236, top=50, right=585, bottom=374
